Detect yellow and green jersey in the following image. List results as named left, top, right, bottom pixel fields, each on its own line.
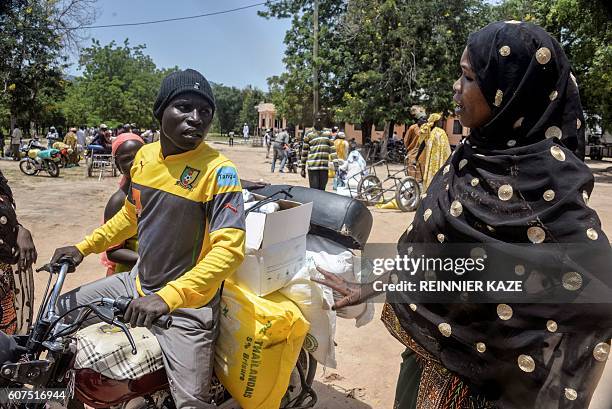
left=76, top=141, right=245, bottom=311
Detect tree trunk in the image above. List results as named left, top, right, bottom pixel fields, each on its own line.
left=361, top=119, right=373, bottom=145
left=380, top=120, right=395, bottom=160
left=9, top=113, right=16, bottom=134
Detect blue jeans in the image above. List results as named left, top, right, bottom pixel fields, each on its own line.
left=271, top=145, right=287, bottom=172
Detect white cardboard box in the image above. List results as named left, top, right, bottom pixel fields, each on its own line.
left=232, top=195, right=313, bottom=296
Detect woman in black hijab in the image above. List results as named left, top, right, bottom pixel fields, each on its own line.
left=316, top=21, right=612, bottom=408
left=0, top=170, right=36, bottom=336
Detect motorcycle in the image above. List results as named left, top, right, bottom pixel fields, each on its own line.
left=19, top=142, right=61, bottom=177
left=52, top=142, right=74, bottom=168
left=0, top=261, right=317, bottom=409
left=284, top=141, right=301, bottom=173
left=386, top=139, right=407, bottom=164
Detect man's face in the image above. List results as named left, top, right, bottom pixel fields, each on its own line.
left=161, top=93, right=213, bottom=152
left=114, top=140, right=143, bottom=175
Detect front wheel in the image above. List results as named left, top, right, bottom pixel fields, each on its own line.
left=357, top=175, right=383, bottom=205
left=395, top=176, right=421, bottom=212
left=280, top=350, right=317, bottom=408
left=46, top=160, right=60, bottom=177
left=19, top=159, right=39, bottom=176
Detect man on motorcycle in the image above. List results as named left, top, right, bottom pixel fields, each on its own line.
left=90, top=124, right=112, bottom=153
left=52, top=69, right=246, bottom=408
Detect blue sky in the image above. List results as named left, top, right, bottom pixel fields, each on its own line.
left=68, top=0, right=292, bottom=90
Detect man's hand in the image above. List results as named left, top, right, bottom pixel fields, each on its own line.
left=16, top=225, right=37, bottom=271
left=51, top=245, right=84, bottom=267
left=124, top=294, right=170, bottom=329
left=300, top=168, right=306, bottom=178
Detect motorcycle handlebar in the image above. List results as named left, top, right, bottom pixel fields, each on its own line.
left=114, top=296, right=173, bottom=329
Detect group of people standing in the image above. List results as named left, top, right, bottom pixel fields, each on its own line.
left=404, top=112, right=452, bottom=190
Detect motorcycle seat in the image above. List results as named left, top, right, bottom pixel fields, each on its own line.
left=74, top=322, right=164, bottom=381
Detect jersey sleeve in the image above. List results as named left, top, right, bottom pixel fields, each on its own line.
left=76, top=199, right=138, bottom=256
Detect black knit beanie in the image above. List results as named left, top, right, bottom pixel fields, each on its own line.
left=153, top=69, right=216, bottom=121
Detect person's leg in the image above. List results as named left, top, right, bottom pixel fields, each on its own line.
left=12, top=145, right=19, bottom=161
left=151, top=293, right=220, bottom=408
left=308, top=169, right=319, bottom=189
left=56, top=269, right=138, bottom=323
left=394, top=348, right=421, bottom=409
left=320, top=169, right=329, bottom=190
left=271, top=146, right=279, bottom=172
left=279, top=150, right=287, bottom=172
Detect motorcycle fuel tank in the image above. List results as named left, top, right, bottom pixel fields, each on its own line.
left=73, top=368, right=168, bottom=408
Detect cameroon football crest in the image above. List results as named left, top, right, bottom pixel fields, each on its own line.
left=177, top=166, right=201, bottom=190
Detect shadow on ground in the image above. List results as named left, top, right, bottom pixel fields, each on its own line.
left=312, top=380, right=373, bottom=409
left=592, top=166, right=612, bottom=183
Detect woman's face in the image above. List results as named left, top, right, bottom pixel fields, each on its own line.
left=453, top=47, right=492, bottom=129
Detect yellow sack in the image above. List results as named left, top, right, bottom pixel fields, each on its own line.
left=53, top=141, right=69, bottom=149
left=375, top=199, right=399, bottom=209
left=215, top=280, right=310, bottom=409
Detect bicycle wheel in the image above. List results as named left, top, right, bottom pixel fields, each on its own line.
left=357, top=175, right=383, bottom=205
left=395, top=176, right=421, bottom=212
left=19, top=159, right=38, bottom=176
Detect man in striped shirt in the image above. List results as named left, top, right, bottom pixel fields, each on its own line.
left=300, top=114, right=338, bottom=190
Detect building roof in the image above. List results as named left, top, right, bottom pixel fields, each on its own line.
left=257, top=102, right=276, bottom=113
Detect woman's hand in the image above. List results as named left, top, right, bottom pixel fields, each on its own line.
left=311, top=266, right=367, bottom=310
left=16, top=225, right=37, bottom=271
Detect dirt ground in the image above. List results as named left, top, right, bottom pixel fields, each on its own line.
left=2, top=141, right=611, bottom=409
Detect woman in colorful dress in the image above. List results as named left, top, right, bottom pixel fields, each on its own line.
left=0, top=170, right=36, bottom=336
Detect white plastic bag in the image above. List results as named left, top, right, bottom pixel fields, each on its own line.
left=279, top=258, right=337, bottom=368
left=242, top=189, right=255, bottom=203
left=306, top=235, right=375, bottom=328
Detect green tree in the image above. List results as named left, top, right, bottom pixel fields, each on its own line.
left=238, top=86, right=265, bottom=133
left=211, top=83, right=243, bottom=134
left=491, top=0, right=612, bottom=132
left=0, top=1, right=65, bottom=132
left=60, top=39, right=176, bottom=128
left=0, top=0, right=97, bottom=133
left=260, top=0, right=348, bottom=127
left=261, top=0, right=487, bottom=139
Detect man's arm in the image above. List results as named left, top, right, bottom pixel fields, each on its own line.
left=76, top=199, right=138, bottom=256
left=156, top=165, right=246, bottom=312
left=300, top=133, right=310, bottom=167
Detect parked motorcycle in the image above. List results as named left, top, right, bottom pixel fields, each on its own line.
left=0, top=261, right=317, bottom=409
left=19, top=142, right=61, bottom=177
left=284, top=141, right=301, bottom=173
left=386, top=139, right=407, bottom=164
left=52, top=142, right=74, bottom=168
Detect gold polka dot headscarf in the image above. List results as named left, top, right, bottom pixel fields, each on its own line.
left=392, top=20, right=612, bottom=409
left=466, top=21, right=585, bottom=158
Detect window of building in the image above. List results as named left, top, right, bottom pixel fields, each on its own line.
left=375, top=122, right=385, bottom=131
left=453, top=120, right=463, bottom=135
left=353, top=123, right=362, bottom=131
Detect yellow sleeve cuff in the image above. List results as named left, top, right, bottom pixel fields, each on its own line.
left=156, top=284, right=184, bottom=312
left=75, top=241, right=93, bottom=256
